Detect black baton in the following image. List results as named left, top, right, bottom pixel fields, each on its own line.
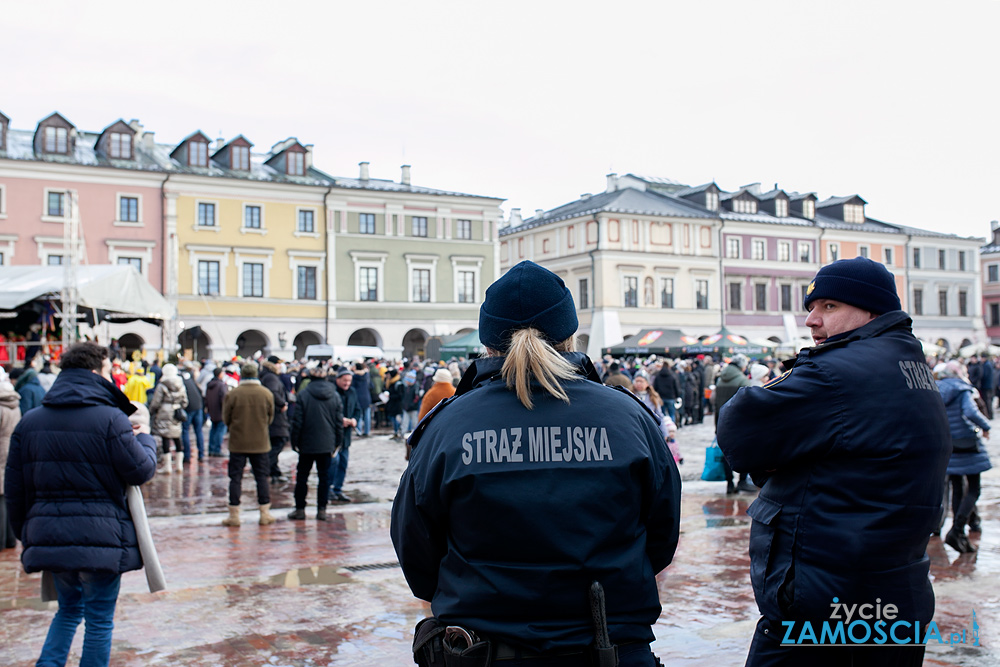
left=589, top=581, right=619, bottom=667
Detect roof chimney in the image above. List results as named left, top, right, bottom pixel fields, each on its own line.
left=510, top=208, right=523, bottom=226
left=304, top=144, right=313, bottom=168
left=606, top=173, right=618, bottom=193
left=359, top=161, right=370, bottom=181
left=580, top=193, right=592, bottom=200
left=128, top=119, right=143, bottom=141
left=992, top=220, right=999, bottom=232
left=535, top=209, right=545, bottom=219
left=142, top=131, right=155, bottom=151
left=216, top=134, right=226, bottom=151
left=401, top=164, right=411, bottom=186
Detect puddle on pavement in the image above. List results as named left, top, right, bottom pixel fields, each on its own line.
left=267, top=565, right=351, bottom=588
left=0, top=596, right=54, bottom=611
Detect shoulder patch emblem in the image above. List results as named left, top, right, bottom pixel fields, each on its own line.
left=763, top=369, right=792, bottom=389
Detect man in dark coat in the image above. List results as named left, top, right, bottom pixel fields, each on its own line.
left=179, top=363, right=206, bottom=461
left=653, top=360, right=682, bottom=422
left=329, top=368, right=360, bottom=503
left=717, top=258, right=950, bottom=666
left=205, top=367, right=229, bottom=456
left=976, top=355, right=995, bottom=419
left=14, top=369, right=45, bottom=416
left=352, top=362, right=372, bottom=438
left=5, top=342, right=157, bottom=666
left=288, top=366, right=344, bottom=520
left=604, top=361, right=633, bottom=391
left=260, top=357, right=290, bottom=483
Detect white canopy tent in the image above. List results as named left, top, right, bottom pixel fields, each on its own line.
left=0, top=265, right=174, bottom=320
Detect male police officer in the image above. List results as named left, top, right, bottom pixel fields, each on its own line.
left=717, top=257, right=950, bottom=667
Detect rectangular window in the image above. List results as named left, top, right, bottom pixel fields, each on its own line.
left=775, top=199, right=788, bottom=218
left=297, top=266, right=317, bottom=300
left=624, top=276, right=638, bottom=308
left=359, top=267, right=378, bottom=301
left=243, top=262, right=264, bottom=297
left=991, top=303, right=1000, bottom=327
left=0, top=252, right=4, bottom=265
left=959, top=290, right=968, bottom=317
left=197, top=202, right=215, bottom=227
left=859, top=245, right=870, bottom=259
left=938, top=289, right=948, bottom=316
left=660, top=278, right=674, bottom=308
left=288, top=152, right=304, bottom=176
left=780, top=284, right=792, bottom=312
left=198, top=260, right=220, bottom=295
left=696, top=280, right=709, bottom=310
left=755, top=284, right=767, bottom=311
left=232, top=145, right=250, bottom=171
left=47, top=191, right=65, bottom=217
left=412, top=216, right=428, bottom=237
left=47, top=254, right=63, bottom=265
left=844, top=204, right=864, bottom=223
left=456, top=219, right=472, bottom=239
left=913, top=288, right=923, bottom=316
left=117, top=256, right=142, bottom=271
left=829, top=243, right=840, bottom=262
left=413, top=268, right=431, bottom=302
left=726, top=237, right=741, bottom=259
left=298, top=210, right=315, bottom=233
left=245, top=205, right=262, bottom=229
left=913, top=248, right=921, bottom=269
left=778, top=241, right=791, bottom=262
left=579, top=278, right=589, bottom=310
left=109, top=132, right=131, bottom=159
left=44, top=126, right=68, bottom=153
left=359, top=213, right=376, bottom=234
left=959, top=251, right=967, bottom=272
left=884, top=247, right=893, bottom=266
left=752, top=239, right=765, bottom=260
left=705, top=191, right=719, bottom=211
left=457, top=271, right=476, bottom=303
left=803, top=199, right=815, bottom=219
left=799, top=242, right=811, bottom=263
left=734, top=198, right=757, bottom=214
left=990, top=265, right=999, bottom=283
left=120, top=196, right=139, bottom=222
left=801, top=285, right=809, bottom=309
left=939, top=249, right=946, bottom=269
left=728, top=283, right=742, bottom=311
left=189, top=141, right=208, bottom=167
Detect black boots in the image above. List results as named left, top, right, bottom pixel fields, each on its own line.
left=945, top=514, right=976, bottom=554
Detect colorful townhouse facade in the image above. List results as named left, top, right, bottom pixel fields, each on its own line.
left=980, top=221, right=1000, bottom=343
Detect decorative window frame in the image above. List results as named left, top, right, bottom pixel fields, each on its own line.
left=0, top=234, right=16, bottom=263
left=620, top=272, right=641, bottom=308
left=858, top=244, right=871, bottom=260
left=350, top=250, right=388, bottom=303
left=186, top=244, right=230, bottom=296
left=194, top=199, right=220, bottom=231
left=775, top=198, right=788, bottom=218
left=106, top=239, right=155, bottom=279
left=42, top=188, right=69, bottom=223
left=114, top=193, right=143, bottom=226
left=358, top=212, right=377, bottom=235
left=726, top=236, right=741, bottom=259
left=777, top=240, right=791, bottom=262
left=34, top=235, right=81, bottom=265
left=728, top=281, right=744, bottom=312
left=295, top=206, right=320, bottom=238
left=884, top=246, right=894, bottom=266
left=405, top=253, right=439, bottom=303
left=0, top=184, right=7, bottom=219
left=241, top=203, right=267, bottom=235
left=455, top=219, right=472, bottom=240
left=828, top=242, right=840, bottom=262
left=751, top=237, right=767, bottom=261
left=233, top=247, right=274, bottom=298
left=288, top=250, right=326, bottom=301
left=451, top=255, right=483, bottom=304
left=753, top=281, right=769, bottom=312
left=778, top=283, right=794, bottom=312
left=798, top=241, right=812, bottom=263
left=987, top=263, right=999, bottom=283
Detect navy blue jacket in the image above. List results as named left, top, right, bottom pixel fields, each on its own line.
left=290, top=379, right=344, bottom=455
left=353, top=371, right=372, bottom=410
left=391, top=352, right=681, bottom=652
left=5, top=368, right=157, bottom=574
left=938, top=377, right=993, bottom=477
left=717, top=312, right=950, bottom=624
left=15, top=371, right=45, bottom=416
left=336, top=385, right=360, bottom=448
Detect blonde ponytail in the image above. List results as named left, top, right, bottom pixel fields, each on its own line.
left=497, top=328, right=579, bottom=410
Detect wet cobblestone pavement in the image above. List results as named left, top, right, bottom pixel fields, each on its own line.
left=2, top=421, right=998, bottom=666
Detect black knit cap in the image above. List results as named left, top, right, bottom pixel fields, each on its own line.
left=803, top=257, right=901, bottom=315
left=479, top=260, right=578, bottom=352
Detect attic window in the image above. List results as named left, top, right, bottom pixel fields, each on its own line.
left=733, top=198, right=757, bottom=214
left=44, top=126, right=68, bottom=153
left=844, top=204, right=864, bottom=223
left=775, top=199, right=788, bottom=218
left=288, top=152, right=304, bottom=176
left=232, top=145, right=250, bottom=171
left=109, top=132, right=131, bottom=159
left=705, top=191, right=719, bottom=211
left=189, top=140, right=208, bottom=167
left=802, top=199, right=815, bottom=219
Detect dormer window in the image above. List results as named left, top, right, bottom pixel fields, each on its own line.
left=705, top=191, right=719, bottom=211
left=232, top=145, right=250, bottom=171
left=44, top=126, right=68, bottom=153
left=189, top=141, right=208, bottom=167
left=803, top=199, right=815, bottom=219
left=733, top=198, right=757, bottom=214
left=844, top=204, right=864, bottom=223
left=775, top=199, right=788, bottom=218
left=288, top=152, right=304, bottom=176
left=109, top=132, right=131, bottom=159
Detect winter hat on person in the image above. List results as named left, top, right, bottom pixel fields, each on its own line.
left=479, top=260, right=578, bottom=352
left=749, top=364, right=770, bottom=384
left=803, top=257, right=901, bottom=315
left=403, top=370, right=417, bottom=385
left=632, top=369, right=650, bottom=382
left=241, top=363, right=258, bottom=379
left=336, top=367, right=353, bottom=379
left=731, top=354, right=749, bottom=370
left=267, top=355, right=281, bottom=364
left=161, top=363, right=178, bottom=380
left=433, top=368, right=453, bottom=384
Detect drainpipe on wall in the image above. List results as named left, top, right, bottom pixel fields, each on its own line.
left=588, top=213, right=600, bottom=312
left=904, top=232, right=912, bottom=313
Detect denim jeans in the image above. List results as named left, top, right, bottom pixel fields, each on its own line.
left=38, top=570, right=121, bottom=667
left=328, top=446, right=350, bottom=493
left=180, top=408, right=205, bottom=461
left=390, top=413, right=402, bottom=435
left=358, top=406, right=372, bottom=436
left=401, top=410, right=419, bottom=434
left=208, top=420, right=227, bottom=455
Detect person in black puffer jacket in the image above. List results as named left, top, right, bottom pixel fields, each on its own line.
left=288, top=367, right=343, bottom=521
left=260, top=358, right=290, bottom=482
left=5, top=342, right=157, bottom=666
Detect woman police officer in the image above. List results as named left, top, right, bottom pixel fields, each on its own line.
left=391, top=261, right=681, bottom=667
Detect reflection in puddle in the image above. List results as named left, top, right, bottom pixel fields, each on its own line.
left=0, top=596, right=54, bottom=611
left=702, top=498, right=751, bottom=528
left=267, top=565, right=351, bottom=588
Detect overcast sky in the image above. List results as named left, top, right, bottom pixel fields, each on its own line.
left=6, top=0, right=998, bottom=239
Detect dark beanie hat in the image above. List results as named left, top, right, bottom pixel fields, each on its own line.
left=803, top=257, right=901, bottom=315
left=479, top=260, right=578, bottom=352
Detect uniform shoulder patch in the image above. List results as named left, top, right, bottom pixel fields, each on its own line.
left=763, top=369, right=792, bottom=389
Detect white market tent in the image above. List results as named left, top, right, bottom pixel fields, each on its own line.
left=0, top=265, right=174, bottom=320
